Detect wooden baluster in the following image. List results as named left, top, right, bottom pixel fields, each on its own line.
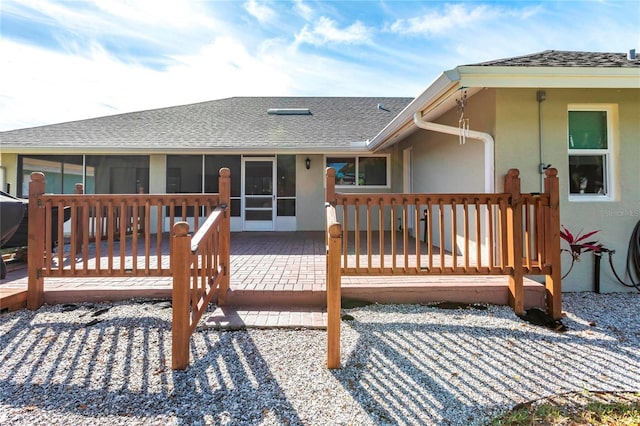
left=438, top=200, right=445, bottom=272
left=414, top=199, right=421, bottom=273
left=354, top=198, right=360, bottom=271
left=95, top=200, right=103, bottom=272
left=74, top=183, right=84, bottom=257
left=487, top=200, right=495, bottom=271
left=475, top=198, right=482, bottom=272
left=132, top=198, right=138, bottom=273
left=378, top=198, right=384, bottom=272
left=366, top=198, right=372, bottom=273
left=402, top=199, right=409, bottom=273
left=451, top=200, right=458, bottom=271
left=390, top=198, right=397, bottom=272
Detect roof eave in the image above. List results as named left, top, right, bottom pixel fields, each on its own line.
left=0, top=143, right=373, bottom=155
left=456, top=66, right=640, bottom=88
left=367, top=70, right=461, bottom=152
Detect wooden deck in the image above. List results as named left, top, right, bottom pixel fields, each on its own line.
left=0, top=231, right=545, bottom=310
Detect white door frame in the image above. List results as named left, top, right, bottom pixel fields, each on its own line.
left=242, top=157, right=276, bottom=231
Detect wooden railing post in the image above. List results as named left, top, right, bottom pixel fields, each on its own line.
left=325, top=167, right=336, bottom=206
left=172, top=221, right=192, bottom=370
left=27, top=172, right=46, bottom=310
left=325, top=167, right=336, bottom=250
left=137, top=186, right=145, bottom=234
left=544, top=168, right=562, bottom=319
left=217, top=167, right=231, bottom=306
left=326, top=209, right=342, bottom=369
left=504, top=169, right=524, bottom=316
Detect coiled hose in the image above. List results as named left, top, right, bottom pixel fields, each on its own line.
left=608, top=219, right=640, bottom=292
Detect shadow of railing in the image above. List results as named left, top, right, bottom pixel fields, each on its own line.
left=0, top=302, right=301, bottom=424
left=331, top=304, right=640, bottom=424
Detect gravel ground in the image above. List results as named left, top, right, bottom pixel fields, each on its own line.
left=1, top=292, right=639, bottom=425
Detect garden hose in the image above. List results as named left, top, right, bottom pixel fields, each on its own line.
left=607, top=219, right=640, bottom=292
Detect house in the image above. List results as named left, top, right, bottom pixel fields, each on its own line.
left=1, top=50, right=638, bottom=293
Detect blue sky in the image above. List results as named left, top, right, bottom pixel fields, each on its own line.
left=1, top=0, right=638, bottom=131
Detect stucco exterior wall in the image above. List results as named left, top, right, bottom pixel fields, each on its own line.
left=401, top=89, right=494, bottom=194
left=295, top=154, right=325, bottom=231
left=393, top=89, right=496, bottom=254
left=494, top=88, right=640, bottom=292
left=0, top=153, right=18, bottom=195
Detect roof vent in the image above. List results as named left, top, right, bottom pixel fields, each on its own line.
left=628, top=49, right=636, bottom=60
left=267, top=108, right=311, bottom=115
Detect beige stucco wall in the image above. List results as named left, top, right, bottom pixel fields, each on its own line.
left=295, top=154, right=325, bottom=231
left=494, top=88, right=640, bottom=292
left=395, top=89, right=495, bottom=253
left=400, top=89, right=494, bottom=194
left=0, top=153, right=18, bottom=195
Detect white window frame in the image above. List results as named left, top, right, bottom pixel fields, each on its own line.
left=567, top=104, right=616, bottom=202
left=325, top=154, right=391, bottom=189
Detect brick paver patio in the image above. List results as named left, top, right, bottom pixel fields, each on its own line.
left=1, top=231, right=544, bottom=327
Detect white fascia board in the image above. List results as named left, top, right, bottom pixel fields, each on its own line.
left=457, top=66, right=640, bottom=88
left=367, top=71, right=461, bottom=151
left=3, top=144, right=372, bottom=155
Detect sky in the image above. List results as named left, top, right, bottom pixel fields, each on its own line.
left=1, top=0, right=638, bottom=131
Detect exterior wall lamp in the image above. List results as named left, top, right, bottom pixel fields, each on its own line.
left=305, top=157, right=311, bottom=170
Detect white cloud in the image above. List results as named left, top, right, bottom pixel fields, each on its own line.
left=389, top=4, right=502, bottom=36
left=3, top=0, right=221, bottom=59
left=244, top=0, right=276, bottom=24
left=3, top=0, right=636, bottom=132
left=92, top=0, right=209, bottom=27
left=0, top=36, right=299, bottom=130
left=293, top=0, right=313, bottom=21
left=296, top=17, right=372, bottom=46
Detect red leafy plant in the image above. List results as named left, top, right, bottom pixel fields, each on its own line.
left=560, top=225, right=602, bottom=261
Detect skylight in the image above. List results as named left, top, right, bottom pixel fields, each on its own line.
left=267, top=108, right=311, bottom=115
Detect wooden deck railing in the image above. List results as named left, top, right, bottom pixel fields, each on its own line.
left=171, top=200, right=230, bottom=369
left=325, top=167, right=561, bottom=368
left=26, top=169, right=231, bottom=311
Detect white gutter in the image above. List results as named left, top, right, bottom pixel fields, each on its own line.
left=413, top=112, right=495, bottom=193
left=367, top=70, right=460, bottom=152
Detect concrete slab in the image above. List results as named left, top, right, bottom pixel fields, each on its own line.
left=204, top=305, right=327, bottom=330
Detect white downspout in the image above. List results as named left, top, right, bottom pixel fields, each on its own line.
left=413, top=112, right=495, bottom=193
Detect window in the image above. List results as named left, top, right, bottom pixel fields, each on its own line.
left=326, top=155, right=389, bottom=187
left=276, top=155, right=296, bottom=216
left=568, top=105, right=615, bottom=200
left=167, top=155, right=242, bottom=217
left=18, top=155, right=145, bottom=197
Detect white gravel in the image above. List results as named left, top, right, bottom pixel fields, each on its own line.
left=1, top=292, right=639, bottom=425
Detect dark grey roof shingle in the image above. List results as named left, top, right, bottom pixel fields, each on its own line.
left=468, top=50, right=640, bottom=68
left=0, top=97, right=413, bottom=151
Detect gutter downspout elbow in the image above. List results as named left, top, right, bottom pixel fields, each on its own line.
left=413, top=112, right=495, bottom=193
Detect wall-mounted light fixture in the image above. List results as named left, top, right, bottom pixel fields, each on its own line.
left=305, top=158, right=311, bottom=170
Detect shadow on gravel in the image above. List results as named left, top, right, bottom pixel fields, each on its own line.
left=0, top=302, right=301, bottom=425
left=331, top=305, right=640, bottom=425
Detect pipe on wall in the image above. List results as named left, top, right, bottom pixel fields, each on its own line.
left=413, top=112, right=495, bottom=193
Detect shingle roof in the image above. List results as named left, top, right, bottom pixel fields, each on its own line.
left=468, top=50, right=640, bottom=68
left=0, top=97, right=413, bottom=151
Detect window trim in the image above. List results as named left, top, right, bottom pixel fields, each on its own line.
left=325, top=154, right=391, bottom=189
left=567, top=104, right=616, bottom=202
